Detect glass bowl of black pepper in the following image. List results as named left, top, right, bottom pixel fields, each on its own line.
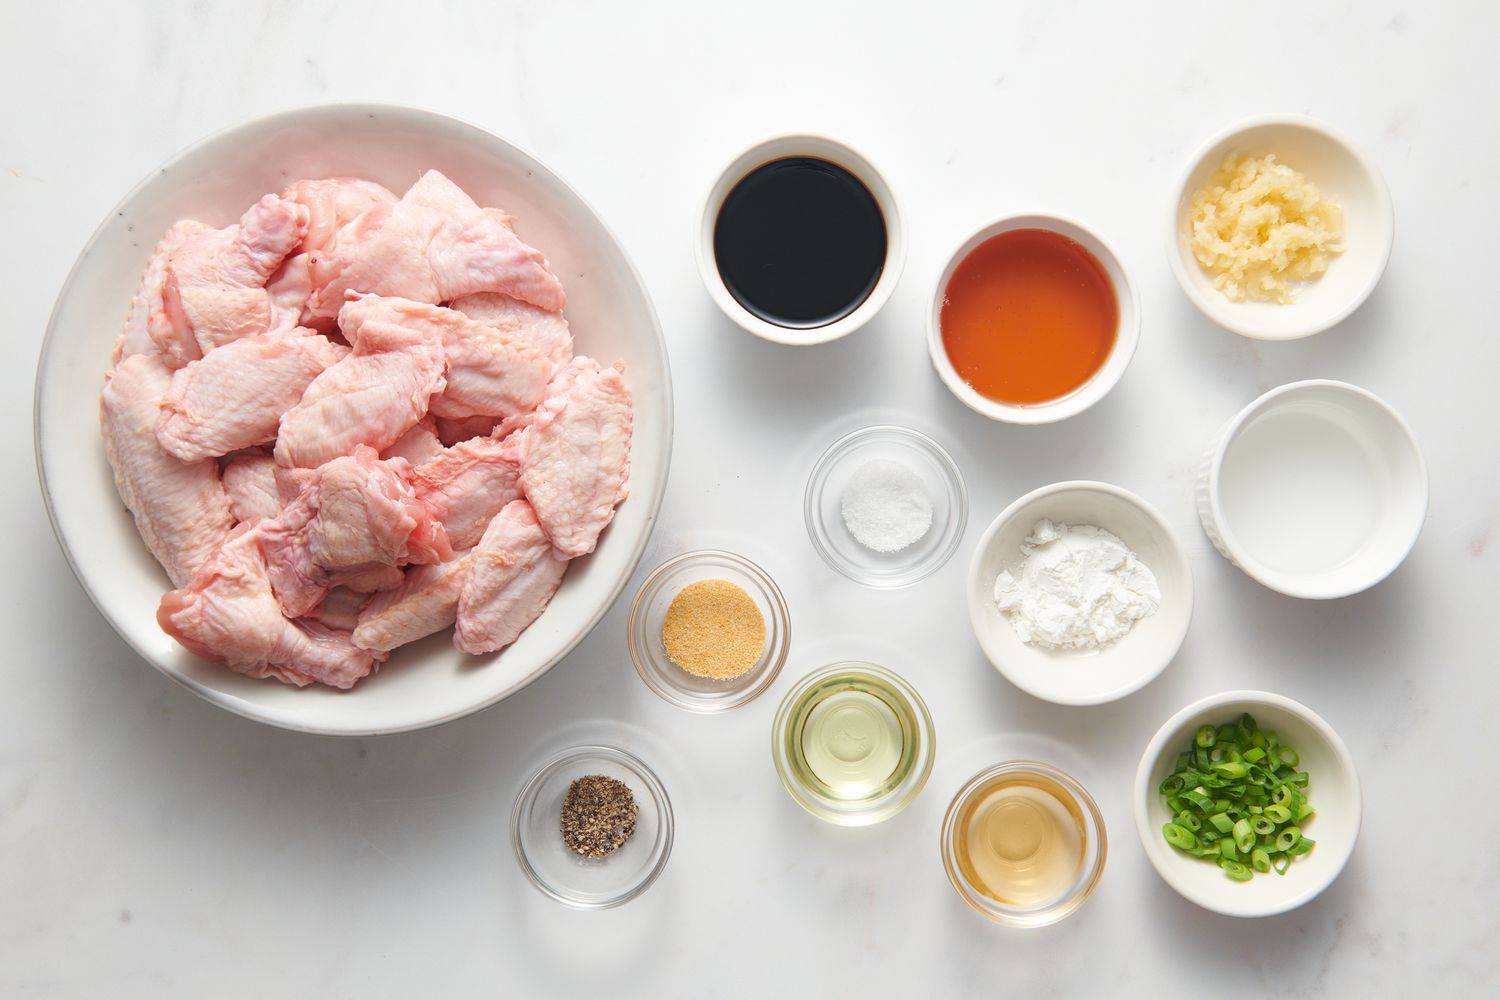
left=511, top=745, right=674, bottom=909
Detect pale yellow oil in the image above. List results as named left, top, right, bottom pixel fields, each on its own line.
left=953, top=773, right=1086, bottom=907
left=801, top=690, right=903, bottom=798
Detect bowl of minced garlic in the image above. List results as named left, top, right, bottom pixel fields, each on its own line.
left=1169, top=115, right=1393, bottom=341
left=1190, top=154, right=1343, bottom=304
left=628, top=549, right=791, bottom=712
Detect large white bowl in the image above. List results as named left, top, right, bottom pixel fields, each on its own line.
left=1168, top=114, right=1393, bottom=340
left=1134, top=691, right=1362, bottom=917
left=34, top=104, right=673, bottom=736
left=967, top=481, right=1192, bottom=705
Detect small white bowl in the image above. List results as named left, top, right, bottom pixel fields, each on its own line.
left=967, top=481, right=1192, bottom=706
left=1197, top=379, right=1427, bottom=599
left=696, top=132, right=905, bottom=345
left=927, top=212, right=1140, bottom=424
left=1134, top=691, right=1361, bottom=917
left=1168, top=114, right=1394, bottom=340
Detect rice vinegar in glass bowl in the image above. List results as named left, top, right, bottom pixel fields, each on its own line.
left=772, top=662, right=935, bottom=826
left=940, top=761, right=1107, bottom=926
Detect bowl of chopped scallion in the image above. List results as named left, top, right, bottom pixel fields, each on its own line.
left=1134, top=691, right=1360, bottom=916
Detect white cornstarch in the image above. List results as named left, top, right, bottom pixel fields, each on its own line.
left=840, top=459, right=934, bottom=554
left=994, top=519, right=1161, bottom=651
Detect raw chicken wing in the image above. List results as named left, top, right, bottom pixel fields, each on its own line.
left=306, top=170, right=565, bottom=321
left=516, top=358, right=632, bottom=558
left=222, top=454, right=282, bottom=523
left=265, top=253, right=313, bottom=333
left=259, top=446, right=451, bottom=616
left=382, top=417, right=445, bottom=466
left=273, top=299, right=448, bottom=468
left=157, top=525, right=383, bottom=689
left=450, top=292, right=573, bottom=368
left=156, top=329, right=347, bottom=462
left=412, top=434, right=522, bottom=549
left=116, top=220, right=213, bottom=364
left=284, top=178, right=397, bottom=256
left=340, top=294, right=550, bottom=421
left=275, top=179, right=397, bottom=330
left=100, top=355, right=234, bottom=587
left=152, top=194, right=310, bottom=362
left=352, top=555, right=470, bottom=652
left=454, top=500, right=566, bottom=654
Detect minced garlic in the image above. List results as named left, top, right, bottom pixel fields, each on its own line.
left=1189, top=154, right=1343, bottom=304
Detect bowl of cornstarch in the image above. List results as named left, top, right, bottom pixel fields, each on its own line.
left=967, top=481, right=1194, bottom=706
left=804, top=425, right=968, bottom=589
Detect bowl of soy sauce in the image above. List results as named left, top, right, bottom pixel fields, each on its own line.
left=697, top=133, right=905, bottom=345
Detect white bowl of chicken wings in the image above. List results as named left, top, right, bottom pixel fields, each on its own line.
left=36, top=105, right=671, bottom=735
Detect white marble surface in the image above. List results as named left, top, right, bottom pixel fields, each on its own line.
left=4, top=1, right=1496, bottom=995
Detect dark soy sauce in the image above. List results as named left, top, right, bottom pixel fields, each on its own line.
left=713, top=156, right=887, bottom=329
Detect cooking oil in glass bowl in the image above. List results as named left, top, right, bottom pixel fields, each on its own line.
left=773, top=662, right=934, bottom=826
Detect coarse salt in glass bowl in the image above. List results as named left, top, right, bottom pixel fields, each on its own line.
left=627, top=549, right=791, bottom=713
left=805, top=425, right=968, bottom=588
left=511, top=744, right=674, bottom=910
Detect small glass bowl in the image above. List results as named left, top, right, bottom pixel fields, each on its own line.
left=940, top=760, right=1107, bottom=927
left=805, top=425, right=967, bottom=588
left=628, top=549, right=791, bottom=713
left=511, top=745, right=674, bottom=909
left=772, top=662, right=936, bottom=826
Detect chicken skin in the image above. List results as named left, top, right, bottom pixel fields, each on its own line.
left=100, top=354, right=235, bottom=587
left=454, top=500, right=567, bottom=654
left=515, top=358, right=632, bottom=558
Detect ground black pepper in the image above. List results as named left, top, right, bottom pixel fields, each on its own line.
left=560, top=775, right=638, bottom=859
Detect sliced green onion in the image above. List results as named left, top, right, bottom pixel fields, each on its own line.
left=1219, top=859, right=1253, bottom=882
left=1163, top=823, right=1197, bottom=850
left=1233, top=818, right=1254, bottom=854
left=1181, top=788, right=1214, bottom=813
left=1158, top=712, right=1316, bottom=883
